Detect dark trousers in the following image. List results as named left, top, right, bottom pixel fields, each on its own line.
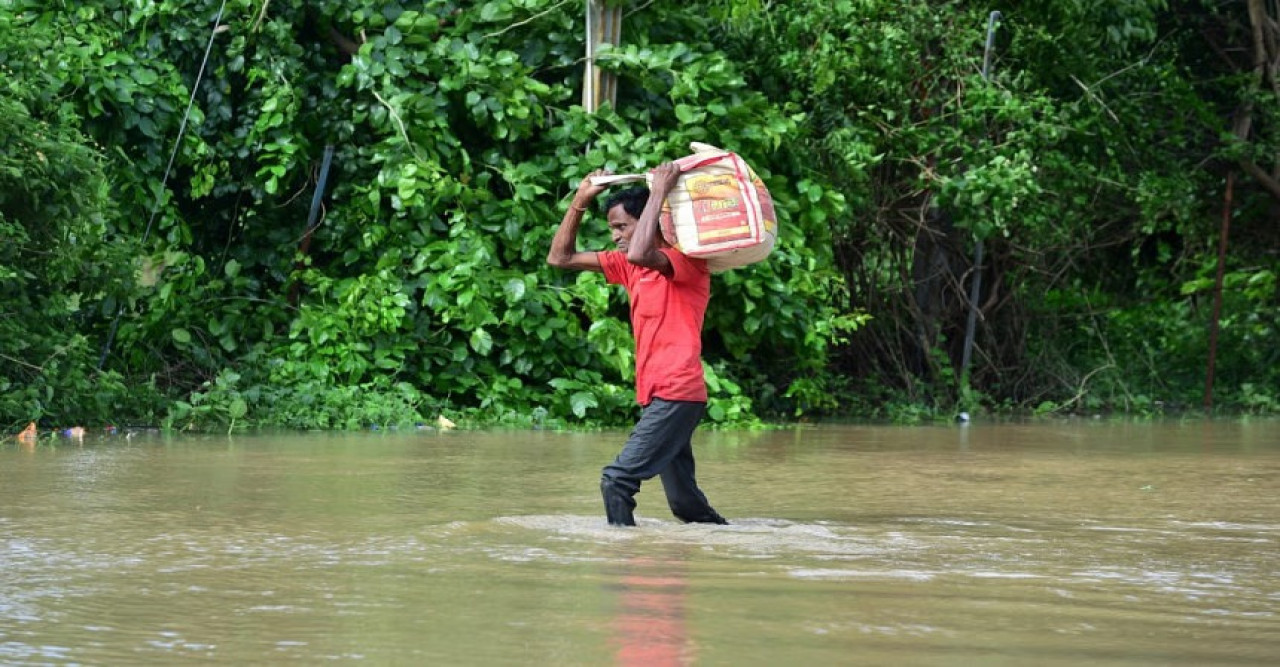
left=600, top=398, right=727, bottom=526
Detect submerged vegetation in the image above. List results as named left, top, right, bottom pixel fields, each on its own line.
left=2, top=1, right=1278, bottom=432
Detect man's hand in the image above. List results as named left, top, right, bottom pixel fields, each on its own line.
left=649, top=162, right=681, bottom=197
left=574, top=168, right=614, bottom=208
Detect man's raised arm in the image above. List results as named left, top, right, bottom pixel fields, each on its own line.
left=547, top=169, right=611, bottom=272
left=626, top=162, right=679, bottom=279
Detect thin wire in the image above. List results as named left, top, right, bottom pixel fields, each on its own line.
left=141, top=0, right=229, bottom=245
left=98, top=0, right=229, bottom=368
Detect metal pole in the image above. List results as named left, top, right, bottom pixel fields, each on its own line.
left=289, top=145, right=336, bottom=306
left=959, top=10, right=1002, bottom=382
left=306, top=145, right=336, bottom=235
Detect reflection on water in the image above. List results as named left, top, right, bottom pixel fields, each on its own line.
left=609, top=554, right=692, bottom=667
left=2, top=420, right=1279, bottom=664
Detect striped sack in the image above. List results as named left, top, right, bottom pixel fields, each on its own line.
left=590, top=143, right=777, bottom=272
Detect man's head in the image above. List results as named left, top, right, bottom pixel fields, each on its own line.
left=603, top=186, right=656, bottom=252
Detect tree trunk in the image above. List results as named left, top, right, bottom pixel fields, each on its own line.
left=1237, top=0, right=1280, bottom=200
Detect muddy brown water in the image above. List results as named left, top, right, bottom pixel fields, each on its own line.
left=2, top=420, right=1278, bottom=665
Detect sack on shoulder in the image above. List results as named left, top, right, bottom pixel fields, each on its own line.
left=590, top=143, right=777, bottom=272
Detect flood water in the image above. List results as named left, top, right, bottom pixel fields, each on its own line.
left=2, top=420, right=1279, bottom=665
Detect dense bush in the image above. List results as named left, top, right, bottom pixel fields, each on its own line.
left=713, top=0, right=1280, bottom=420
left=2, top=1, right=1277, bottom=433
left=2, top=0, right=847, bottom=431
left=0, top=15, right=157, bottom=428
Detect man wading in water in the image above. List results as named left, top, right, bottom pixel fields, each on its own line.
left=546, top=163, right=728, bottom=527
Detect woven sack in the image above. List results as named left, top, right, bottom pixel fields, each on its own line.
left=590, top=143, right=777, bottom=272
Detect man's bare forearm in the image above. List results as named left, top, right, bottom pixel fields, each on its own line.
left=626, top=189, right=666, bottom=267
left=626, top=162, right=679, bottom=275
left=547, top=198, right=587, bottom=267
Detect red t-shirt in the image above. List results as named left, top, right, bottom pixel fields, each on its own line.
left=599, top=249, right=710, bottom=405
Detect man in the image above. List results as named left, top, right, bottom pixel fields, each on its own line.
left=546, top=163, right=728, bottom=527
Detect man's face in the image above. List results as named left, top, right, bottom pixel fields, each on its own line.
left=607, top=205, right=638, bottom=252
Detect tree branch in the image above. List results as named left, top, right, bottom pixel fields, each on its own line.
left=329, top=26, right=360, bottom=56
left=483, top=0, right=572, bottom=40
left=1239, top=158, right=1280, bottom=199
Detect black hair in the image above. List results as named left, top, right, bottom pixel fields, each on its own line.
left=603, top=186, right=649, bottom=219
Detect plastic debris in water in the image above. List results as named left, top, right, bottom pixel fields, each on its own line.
left=62, top=427, right=86, bottom=440
left=531, top=406, right=548, bottom=430
left=436, top=415, right=457, bottom=431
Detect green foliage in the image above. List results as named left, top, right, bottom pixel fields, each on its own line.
left=1, top=0, right=849, bottom=430
left=0, top=10, right=155, bottom=430
left=711, top=0, right=1279, bottom=417
left=165, top=366, right=434, bottom=432
left=3, top=0, right=1278, bottom=431
left=1023, top=252, right=1280, bottom=415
